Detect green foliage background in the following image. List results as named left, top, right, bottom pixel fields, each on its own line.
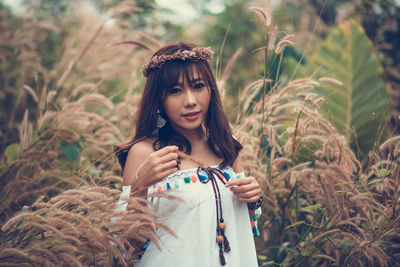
left=298, top=20, right=391, bottom=157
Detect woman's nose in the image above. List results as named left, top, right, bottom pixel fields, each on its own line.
left=184, top=90, right=196, bottom=106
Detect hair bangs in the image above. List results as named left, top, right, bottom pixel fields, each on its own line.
left=159, top=60, right=215, bottom=100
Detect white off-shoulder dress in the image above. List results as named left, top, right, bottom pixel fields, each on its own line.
left=117, top=166, right=258, bottom=267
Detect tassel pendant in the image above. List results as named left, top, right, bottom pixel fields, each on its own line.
left=219, top=243, right=226, bottom=265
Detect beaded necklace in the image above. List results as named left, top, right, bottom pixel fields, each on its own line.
left=177, top=151, right=231, bottom=265
left=197, top=166, right=231, bottom=265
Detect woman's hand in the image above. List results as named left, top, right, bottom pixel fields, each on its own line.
left=225, top=176, right=261, bottom=203
left=135, top=145, right=179, bottom=187
left=123, top=144, right=179, bottom=197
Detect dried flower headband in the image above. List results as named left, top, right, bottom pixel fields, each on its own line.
left=141, top=47, right=214, bottom=77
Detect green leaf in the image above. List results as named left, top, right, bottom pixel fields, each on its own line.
left=4, top=143, right=19, bottom=165
left=88, top=168, right=102, bottom=174
left=0, top=165, right=7, bottom=177
left=257, top=254, right=268, bottom=261
left=302, top=244, right=319, bottom=256
left=60, top=141, right=81, bottom=162
left=368, top=178, right=384, bottom=185
left=304, top=20, right=391, bottom=158
left=379, top=168, right=391, bottom=177
left=343, top=250, right=356, bottom=266
left=339, top=242, right=349, bottom=251
left=22, top=206, right=31, bottom=212
left=259, top=261, right=275, bottom=267
left=300, top=204, right=322, bottom=212
left=284, top=220, right=305, bottom=230
left=379, top=220, right=389, bottom=227
left=334, top=181, right=354, bottom=186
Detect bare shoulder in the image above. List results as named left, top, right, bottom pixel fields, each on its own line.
left=123, top=138, right=155, bottom=185
left=128, top=138, right=155, bottom=158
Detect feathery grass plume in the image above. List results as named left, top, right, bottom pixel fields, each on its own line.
left=267, top=24, right=278, bottom=51
left=250, top=7, right=268, bottom=24
left=218, top=47, right=243, bottom=93
left=250, top=0, right=271, bottom=27
left=137, top=31, right=165, bottom=49
left=275, top=37, right=295, bottom=54
left=0, top=186, right=165, bottom=266
left=108, top=39, right=153, bottom=51
left=23, top=85, right=39, bottom=103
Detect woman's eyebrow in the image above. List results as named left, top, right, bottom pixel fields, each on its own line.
left=189, top=77, right=204, bottom=83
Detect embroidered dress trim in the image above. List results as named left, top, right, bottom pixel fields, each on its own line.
left=148, top=166, right=243, bottom=194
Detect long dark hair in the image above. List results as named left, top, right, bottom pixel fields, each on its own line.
left=114, top=42, right=242, bottom=170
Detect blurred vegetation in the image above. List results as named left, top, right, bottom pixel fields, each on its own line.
left=0, top=0, right=399, bottom=266
left=204, top=0, right=264, bottom=108
left=298, top=20, right=391, bottom=158
left=356, top=0, right=400, bottom=133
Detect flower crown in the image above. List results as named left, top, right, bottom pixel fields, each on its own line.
left=141, top=46, right=214, bottom=77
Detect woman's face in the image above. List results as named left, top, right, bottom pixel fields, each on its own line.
left=163, top=66, right=211, bottom=135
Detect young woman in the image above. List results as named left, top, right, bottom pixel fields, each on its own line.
left=115, top=42, right=262, bottom=267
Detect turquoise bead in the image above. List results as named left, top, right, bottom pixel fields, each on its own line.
left=199, top=173, right=208, bottom=182
left=174, top=180, right=179, bottom=188
left=184, top=177, right=191, bottom=184
left=252, top=226, right=260, bottom=237
left=223, top=172, right=231, bottom=180
left=253, top=214, right=257, bottom=221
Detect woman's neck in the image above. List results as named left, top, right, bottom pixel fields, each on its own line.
left=177, top=127, right=206, bottom=147
left=179, top=128, right=224, bottom=168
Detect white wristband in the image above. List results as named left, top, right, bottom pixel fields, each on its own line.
left=114, top=185, right=131, bottom=212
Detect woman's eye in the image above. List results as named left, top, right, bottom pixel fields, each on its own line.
left=169, top=88, right=181, bottom=94
left=193, top=82, right=205, bottom=89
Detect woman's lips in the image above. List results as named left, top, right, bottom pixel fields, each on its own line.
left=182, top=111, right=200, bottom=120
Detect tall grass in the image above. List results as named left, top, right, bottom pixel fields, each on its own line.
left=234, top=74, right=400, bottom=265
left=0, top=2, right=161, bottom=266
left=1, top=187, right=161, bottom=266
left=230, top=4, right=400, bottom=266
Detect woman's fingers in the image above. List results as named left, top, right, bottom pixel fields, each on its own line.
left=225, top=177, right=253, bottom=187
left=150, top=146, right=180, bottom=182
left=146, top=146, right=179, bottom=169
left=239, top=193, right=261, bottom=203
left=225, top=176, right=261, bottom=202
left=152, top=146, right=179, bottom=169
left=135, top=146, right=179, bottom=185
left=158, top=166, right=179, bottom=179
left=235, top=189, right=261, bottom=199
left=229, top=183, right=259, bottom=193
left=159, top=150, right=179, bottom=164
left=154, top=145, right=179, bottom=157
left=226, top=177, right=259, bottom=191
left=158, top=159, right=179, bottom=174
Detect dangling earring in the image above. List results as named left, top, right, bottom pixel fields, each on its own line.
left=157, top=110, right=166, bottom=128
